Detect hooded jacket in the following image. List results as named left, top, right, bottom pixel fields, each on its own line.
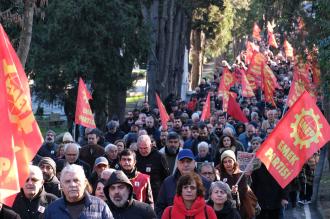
left=104, top=170, right=156, bottom=219
left=161, top=195, right=217, bottom=219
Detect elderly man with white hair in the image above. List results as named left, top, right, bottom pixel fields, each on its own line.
left=12, top=165, right=57, bottom=218
left=136, top=135, right=170, bottom=201
left=104, top=144, right=120, bottom=169
left=44, top=164, right=113, bottom=219
left=56, top=143, right=91, bottom=179
left=195, top=141, right=212, bottom=162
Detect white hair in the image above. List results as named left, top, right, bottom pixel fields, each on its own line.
left=105, top=144, right=118, bottom=153
left=137, top=135, right=151, bottom=147
left=191, top=112, right=200, bottom=120
left=64, top=142, right=80, bottom=153
left=60, top=164, right=86, bottom=182
left=29, top=165, right=43, bottom=180
left=101, top=168, right=116, bottom=180
left=198, top=141, right=209, bottom=151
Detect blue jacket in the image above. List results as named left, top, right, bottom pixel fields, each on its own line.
left=155, top=170, right=211, bottom=218
left=44, top=193, right=113, bottom=219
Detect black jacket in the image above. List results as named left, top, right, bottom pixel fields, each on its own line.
left=0, top=205, right=21, bottom=219
left=12, top=188, right=57, bottom=219
left=136, top=149, right=170, bottom=200
left=207, top=200, right=241, bottom=219
left=44, top=175, right=61, bottom=197
left=104, top=170, right=156, bottom=219
left=251, top=163, right=289, bottom=210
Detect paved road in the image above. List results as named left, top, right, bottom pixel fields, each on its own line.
left=284, top=203, right=324, bottom=219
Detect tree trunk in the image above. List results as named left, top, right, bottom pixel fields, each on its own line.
left=17, top=0, right=35, bottom=68
left=141, top=0, right=160, bottom=107
left=190, top=29, right=203, bottom=89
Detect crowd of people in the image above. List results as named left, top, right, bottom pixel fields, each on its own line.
left=0, top=46, right=322, bottom=219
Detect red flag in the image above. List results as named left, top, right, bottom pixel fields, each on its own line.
left=245, top=41, right=259, bottom=65
left=155, top=93, right=170, bottom=130
left=246, top=51, right=266, bottom=89
left=256, top=91, right=330, bottom=188
left=287, top=59, right=313, bottom=107
left=75, top=78, right=96, bottom=128
left=283, top=40, right=294, bottom=58
left=228, top=93, right=249, bottom=123
left=201, top=92, right=211, bottom=121
left=0, top=25, right=43, bottom=205
left=268, top=32, right=278, bottom=48
left=262, top=64, right=280, bottom=106
left=241, top=71, right=255, bottom=97
left=253, top=23, right=262, bottom=41
left=218, top=67, right=236, bottom=94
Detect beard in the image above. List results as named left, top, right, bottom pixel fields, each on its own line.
left=167, top=146, right=178, bottom=155
left=110, top=191, right=129, bottom=207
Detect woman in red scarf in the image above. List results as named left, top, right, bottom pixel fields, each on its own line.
left=161, top=172, right=216, bottom=219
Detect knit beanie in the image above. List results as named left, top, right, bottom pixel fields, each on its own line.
left=38, top=157, right=56, bottom=173
left=221, top=149, right=236, bottom=163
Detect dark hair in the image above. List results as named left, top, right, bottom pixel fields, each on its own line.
left=92, top=178, right=107, bottom=195
left=218, top=134, right=236, bottom=148
left=119, top=149, right=136, bottom=161
left=176, top=173, right=205, bottom=197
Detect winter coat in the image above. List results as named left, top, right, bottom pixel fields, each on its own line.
left=104, top=170, right=156, bottom=219
left=44, top=192, right=113, bottom=219
left=136, top=149, right=170, bottom=200
left=37, top=142, right=58, bottom=160
left=43, top=175, right=61, bottom=197
left=207, top=200, right=241, bottom=219
left=79, top=144, right=105, bottom=168
left=162, top=196, right=217, bottom=219
left=0, top=205, right=21, bottom=219
left=12, top=188, right=57, bottom=219
left=251, top=163, right=288, bottom=210
left=155, top=170, right=211, bottom=218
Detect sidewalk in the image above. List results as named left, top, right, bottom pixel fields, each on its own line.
left=319, top=160, right=330, bottom=218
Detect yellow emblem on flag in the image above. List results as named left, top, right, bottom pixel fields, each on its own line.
left=290, top=108, right=322, bottom=149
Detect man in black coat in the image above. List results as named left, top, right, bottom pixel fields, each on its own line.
left=12, top=165, right=57, bottom=219
left=251, top=163, right=289, bottom=219
left=0, top=203, right=21, bottom=219
left=38, top=157, right=61, bottom=197
left=37, top=130, right=58, bottom=160
left=104, top=170, right=156, bottom=219
left=136, top=135, right=170, bottom=200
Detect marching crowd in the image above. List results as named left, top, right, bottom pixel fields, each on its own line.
left=0, top=49, right=321, bottom=219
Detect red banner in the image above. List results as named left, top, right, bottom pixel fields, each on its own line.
left=155, top=93, right=170, bottom=130
left=201, top=92, right=211, bottom=121
left=75, top=78, right=96, bottom=128
left=0, top=24, right=43, bottom=205
left=256, top=91, right=330, bottom=188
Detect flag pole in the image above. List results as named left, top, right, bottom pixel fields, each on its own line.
left=235, top=149, right=258, bottom=186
